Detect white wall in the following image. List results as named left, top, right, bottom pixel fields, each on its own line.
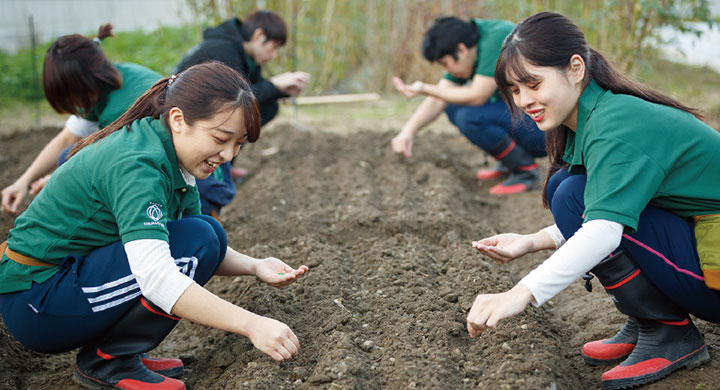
left=0, top=0, right=195, bottom=53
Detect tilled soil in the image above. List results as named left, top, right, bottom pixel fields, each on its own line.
left=0, top=123, right=718, bottom=389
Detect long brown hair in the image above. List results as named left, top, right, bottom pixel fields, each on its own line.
left=43, top=24, right=121, bottom=116
left=69, top=61, right=261, bottom=158
left=494, top=12, right=703, bottom=208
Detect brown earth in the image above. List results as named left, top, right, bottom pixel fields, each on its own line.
left=0, top=121, right=718, bottom=389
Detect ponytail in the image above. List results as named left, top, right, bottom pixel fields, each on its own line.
left=96, top=23, right=115, bottom=42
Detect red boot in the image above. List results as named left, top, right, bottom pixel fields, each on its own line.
left=75, top=349, right=185, bottom=390
left=74, top=298, right=185, bottom=389
left=590, top=252, right=710, bottom=390
left=483, top=137, right=540, bottom=195
left=477, top=161, right=509, bottom=180
left=489, top=164, right=539, bottom=195
left=601, top=318, right=708, bottom=389
left=581, top=317, right=638, bottom=365
left=140, top=353, right=184, bottom=378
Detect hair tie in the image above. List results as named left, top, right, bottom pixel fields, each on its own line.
left=168, top=74, right=177, bottom=86
left=93, top=37, right=102, bottom=45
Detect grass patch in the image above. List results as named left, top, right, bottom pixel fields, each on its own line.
left=636, top=54, right=720, bottom=116
left=0, top=25, right=202, bottom=107
left=99, top=25, right=202, bottom=76
left=0, top=25, right=718, bottom=129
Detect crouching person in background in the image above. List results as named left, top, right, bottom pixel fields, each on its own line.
left=176, top=10, right=310, bottom=219
left=1, top=24, right=161, bottom=215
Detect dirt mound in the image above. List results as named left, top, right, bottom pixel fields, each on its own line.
left=0, top=124, right=717, bottom=389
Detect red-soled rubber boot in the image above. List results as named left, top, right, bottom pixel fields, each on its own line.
left=73, top=298, right=185, bottom=389
left=601, top=318, right=708, bottom=389
left=75, top=348, right=184, bottom=390
left=581, top=317, right=638, bottom=365
left=230, top=167, right=248, bottom=179
left=140, top=353, right=184, bottom=378
left=477, top=161, right=510, bottom=180
left=590, top=252, right=710, bottom=390
left=484, top=136, right=540, bottom=195
left=489, top=164, right=540, bottom=195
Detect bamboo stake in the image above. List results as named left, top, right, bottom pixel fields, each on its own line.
left=287, top=93, right=380, bottom=105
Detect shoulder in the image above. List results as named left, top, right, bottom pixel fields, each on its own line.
left=187, top=38, right=246, bottom=65
left=115, top=62, right=162, bottom=84
left=475, top=19, right=515, bottom=35
left=91, top=119, right=165, bottom=158
left=590, top=92, right=695, bottom=134
left=202, top=19, right=244, bottom=45
left=114, top=62, right=154, bottom=74
left=113, top=63, right=162, bottom=88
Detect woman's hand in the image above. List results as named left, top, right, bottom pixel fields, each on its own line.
left=246, top=315, right=300, bottom=362
left=1, top=180, right=29, bottom=214
left=472, top=233, right=536, bottom=263
left=253, top=257, right=308, bottom=288
left=391, top=129, right=415, bottom=158
left=466, top=284, right=534, bottom=338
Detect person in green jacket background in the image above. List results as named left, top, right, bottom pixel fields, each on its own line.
left=391, top=16, right=546, bottom=195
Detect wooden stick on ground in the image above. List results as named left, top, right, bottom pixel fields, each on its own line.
left=288, top=93, right=380, bottom=105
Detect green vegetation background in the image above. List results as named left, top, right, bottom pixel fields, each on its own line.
left=1, top=0, right=718, bottom=124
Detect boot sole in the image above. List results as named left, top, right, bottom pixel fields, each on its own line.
left=73, top=366, right=115, bottom=389
left=601, top=345, right=710, bottom=389
left=477, top=171, right=510, bottom=180
left=582, top=353, right=631, bottom=366
left=153, top=366, right=184, bottom=378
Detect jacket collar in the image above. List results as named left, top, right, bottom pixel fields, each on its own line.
left=563, top=80, right=606, bottom=168
left=144, top=118, right=195, bottom=191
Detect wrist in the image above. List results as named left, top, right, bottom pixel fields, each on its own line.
left=235, top=308, right=261, bottom=337
left=249, top=257, right=264, bottom=276
left=529, top=231, right=552, bottom=252
left=16, top=174, right=33, bottom=187
left=512, top=283, right=535, bottom=306
left=527, top=232, right=542, bottom=252
left=400, top=125, right=417, bottom=137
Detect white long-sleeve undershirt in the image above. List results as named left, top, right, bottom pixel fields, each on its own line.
left=124, top=239, right=195, bottom=314
left=519, top=219, right=624, bottom=306
left=541, top=224, right=566, bottom=249
left=65, top=115, right=99, bottom=138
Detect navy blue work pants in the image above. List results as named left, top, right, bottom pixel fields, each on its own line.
left=445, top=101, right=546, bottom=158
left=547, top=169, right=720, bottom=323
left=0, top=215, right=227, bottom=354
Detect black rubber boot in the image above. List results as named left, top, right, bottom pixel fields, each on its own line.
left=486, top=136, right=539, bottom=195
left=590, top=252, right=709, bottom=390
left=477, top=160, right=510, bottom=180
left=74, top=297, right=186, bottom=390
left=582, top=316, right=639, bottom=365
left=140, top=353, right=184, bottom=378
